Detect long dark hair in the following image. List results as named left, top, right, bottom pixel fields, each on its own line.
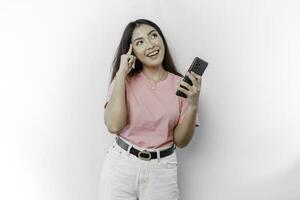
left=108, top=19, right=183, bottom=83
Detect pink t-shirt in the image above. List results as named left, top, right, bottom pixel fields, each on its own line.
left=104, top=71, right=200, bottom=149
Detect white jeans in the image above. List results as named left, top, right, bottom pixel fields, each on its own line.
left=99, top=137, right=180, bottom=200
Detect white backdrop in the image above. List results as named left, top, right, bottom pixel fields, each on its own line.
left=1, top=0, right=300, bottom=199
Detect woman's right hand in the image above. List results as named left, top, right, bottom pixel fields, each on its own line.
left=118, top=44, right=136, bottom=76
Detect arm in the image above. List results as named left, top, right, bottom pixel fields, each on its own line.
left=174, top=71, right=202, bottom=148
left=104, top=72, right=128, bottom=134
left=173, top=105, right=198, bottom=148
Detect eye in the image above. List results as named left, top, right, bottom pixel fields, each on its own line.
left=136, top=40, right=143, bottom=46
left=151, top=33, right=158, bottom=38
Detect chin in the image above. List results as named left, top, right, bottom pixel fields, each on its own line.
left=142, top=57, right=164, bottom=67
left=144, top=62, right=162, bottom=68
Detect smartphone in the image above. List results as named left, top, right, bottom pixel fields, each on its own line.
left=176, top=57, right=208, bottom=98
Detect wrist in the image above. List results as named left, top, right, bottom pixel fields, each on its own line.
left=188, top=105, right=198, bottom=111
left=116, top=71, right=127, bottom=80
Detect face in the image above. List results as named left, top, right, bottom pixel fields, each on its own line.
left=131, top=24, right=165, bottom=68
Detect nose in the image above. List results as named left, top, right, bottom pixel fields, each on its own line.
left=145, top=39, right=154, bottom=50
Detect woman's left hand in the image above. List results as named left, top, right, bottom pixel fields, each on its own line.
left=176, top=71, right=202, bottom=108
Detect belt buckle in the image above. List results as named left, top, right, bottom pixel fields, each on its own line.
left=138, top=150, right=152, bottom=161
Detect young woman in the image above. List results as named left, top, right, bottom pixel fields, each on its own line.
left=100, top=18, right=202, bottom=200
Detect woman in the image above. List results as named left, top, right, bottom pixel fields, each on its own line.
left=100, top=19, right=202, bottom=200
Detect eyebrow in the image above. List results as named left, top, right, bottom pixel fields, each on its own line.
left=132, top=29, right=156, bottom=43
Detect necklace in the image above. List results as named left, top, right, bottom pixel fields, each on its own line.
left=141, top=70, right=168, bottom=89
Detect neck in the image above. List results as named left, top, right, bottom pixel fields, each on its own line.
left=142, top=65, right=167, bottom=82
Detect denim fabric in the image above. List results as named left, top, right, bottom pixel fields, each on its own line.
left=99, top=138, right=180, bottom=200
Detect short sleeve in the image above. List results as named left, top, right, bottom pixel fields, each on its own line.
left=104, top=78, right=116, bottom=109
left=178, top=97, right=200, bottom=127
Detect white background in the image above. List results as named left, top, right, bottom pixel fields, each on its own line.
left=1, top=0, right=300, bottom=199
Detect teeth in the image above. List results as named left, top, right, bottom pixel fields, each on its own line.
left=148, top=50, right=159, bottom=57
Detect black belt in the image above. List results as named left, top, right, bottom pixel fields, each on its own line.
left=115, top=136, right=176, bottom=161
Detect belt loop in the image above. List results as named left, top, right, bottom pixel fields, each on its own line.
left=127, top=144, right=132, bottom=157
left=156, top=149, right=160, bottom=163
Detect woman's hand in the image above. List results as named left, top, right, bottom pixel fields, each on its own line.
left=176, top=71, right=202, bottom=108
left=118, top=44, right=136, bottom=76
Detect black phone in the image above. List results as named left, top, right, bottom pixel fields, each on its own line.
left=176, top=57, right=208, bottom=98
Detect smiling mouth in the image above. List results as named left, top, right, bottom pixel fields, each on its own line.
left=147, top=50, right=159, bottom=57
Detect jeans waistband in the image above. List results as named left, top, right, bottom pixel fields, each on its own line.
left=115, top=136, right=175, bottom=152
